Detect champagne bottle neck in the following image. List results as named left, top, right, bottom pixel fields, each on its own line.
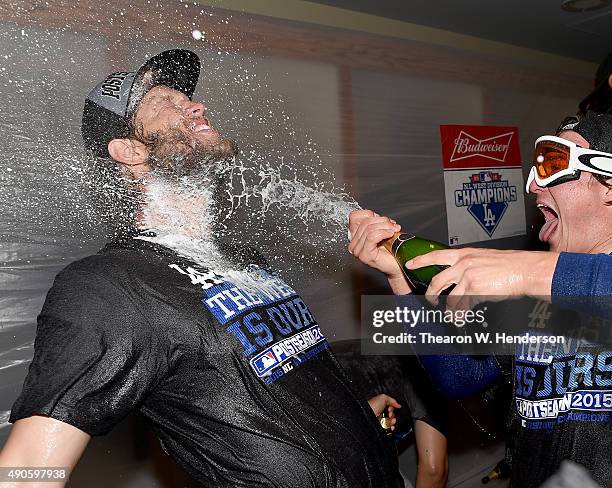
left=381, top=231, right=403, bottom=254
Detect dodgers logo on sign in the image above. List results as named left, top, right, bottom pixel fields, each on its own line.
left=454, top=171, right=517, bottom=236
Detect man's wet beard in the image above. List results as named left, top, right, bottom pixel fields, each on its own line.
left=133, top=126, right=237, bottom=247
left=142, top=127, right=238, bottom=178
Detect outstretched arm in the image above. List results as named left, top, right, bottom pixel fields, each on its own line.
left=406, top=248, right=558, bottom=309
left=0, top=416, right=90, bottom=488
left=406, top=248, right=612, bottom=319
left=348, top=211, right=502, bottom=399
left=552, top=252, right=612, bottom=319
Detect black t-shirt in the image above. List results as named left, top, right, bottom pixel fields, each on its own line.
left=508, top=300, right=612, bottom=487
left=10, top=237, right=402, bottom=488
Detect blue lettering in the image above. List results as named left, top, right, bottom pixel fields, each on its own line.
left=515, top=365, right=523, bottom=395
left=553, top=360, right=570, bottom=395
left=509, top=187, right=517, bottom=201
left=596, top=352, right=612, bottom=387
left=454, top=190, right=463, bottom=206
left=266, top=306, right=292, bottom=335
left=293, top=298, right=314, bottom=327
left=264, top=368, right=285, bottom=384
left=569, top=353, right=593, bottom=388
left=243, top=312, right=273, bottom=347
left=522, top=366, right=535, bottom=397
left=226, top=321, right=257, bottom=356
left=536, top=367, right=552, bottom=398
left=278, top=302, right=304, bottom=330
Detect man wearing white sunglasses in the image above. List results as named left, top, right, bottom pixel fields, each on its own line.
left=527, top=133, right=612, bottom=191
left=401, top=113, right=612, bottom=319
left=348, top=112, right=612, bottom=487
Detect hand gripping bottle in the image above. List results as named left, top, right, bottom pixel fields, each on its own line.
left=381, top=232, right=449, bottom=294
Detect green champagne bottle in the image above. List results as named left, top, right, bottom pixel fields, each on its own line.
left=382, top=232, right=449, bottom=294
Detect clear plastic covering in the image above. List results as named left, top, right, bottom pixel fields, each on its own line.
left=0, top=3, right=587, bottom=459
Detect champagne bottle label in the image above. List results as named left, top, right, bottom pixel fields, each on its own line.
left=381, top=231, right=449, bottom=293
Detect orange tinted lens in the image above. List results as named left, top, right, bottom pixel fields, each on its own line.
left=533, top=141, right=570, bottom=178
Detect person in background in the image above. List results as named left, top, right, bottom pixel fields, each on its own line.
left=555, top=52, right=611, bottom=134
left=578, top=52, right=612, bottom=116
left=333, top=343, right=449, bottom=488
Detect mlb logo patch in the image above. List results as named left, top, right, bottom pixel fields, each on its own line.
left=251, top=350, right=279, bottom=376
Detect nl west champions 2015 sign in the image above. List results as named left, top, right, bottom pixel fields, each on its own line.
left=440, top=125, right=526, bottom=245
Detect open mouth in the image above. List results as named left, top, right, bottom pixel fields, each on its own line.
left=190, top=117, right=216, bottom=134
left=537, top=203, right=559, bottom=243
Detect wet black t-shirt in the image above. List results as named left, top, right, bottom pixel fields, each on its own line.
left=10, top=237, right=402, bottom=488
left=509, top=300, right=612, bottom=487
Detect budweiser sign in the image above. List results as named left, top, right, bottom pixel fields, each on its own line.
left=440, top=125, right=521, bottom=169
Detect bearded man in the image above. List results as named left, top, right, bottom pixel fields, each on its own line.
left=0, top=50, right=403, bottom=488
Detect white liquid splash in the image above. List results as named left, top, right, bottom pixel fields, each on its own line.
left=215, top=157, right=360, bottom=241
left=138, top=174, right=231, bottom=271
left=223, top=162, right=360, bottom=234
left=137, top=158, right=361, bottom=292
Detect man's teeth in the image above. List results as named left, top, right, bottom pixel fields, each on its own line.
left=537, top=203, right=558, bottom=222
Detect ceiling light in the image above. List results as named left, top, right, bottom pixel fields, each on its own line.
left=561, top=0, right=612, bottom=12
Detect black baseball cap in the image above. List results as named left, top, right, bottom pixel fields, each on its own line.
left=573, top=111, right=612, bottom=153
left=82, top=49, right=200, bottom=158
left=578, top=52, right=612, bottom=115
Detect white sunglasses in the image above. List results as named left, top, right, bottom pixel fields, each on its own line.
left=525, top=135, right=612, bottom=193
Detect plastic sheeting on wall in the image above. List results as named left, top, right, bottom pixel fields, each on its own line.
left=0, top=17, right=585, bottom=449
